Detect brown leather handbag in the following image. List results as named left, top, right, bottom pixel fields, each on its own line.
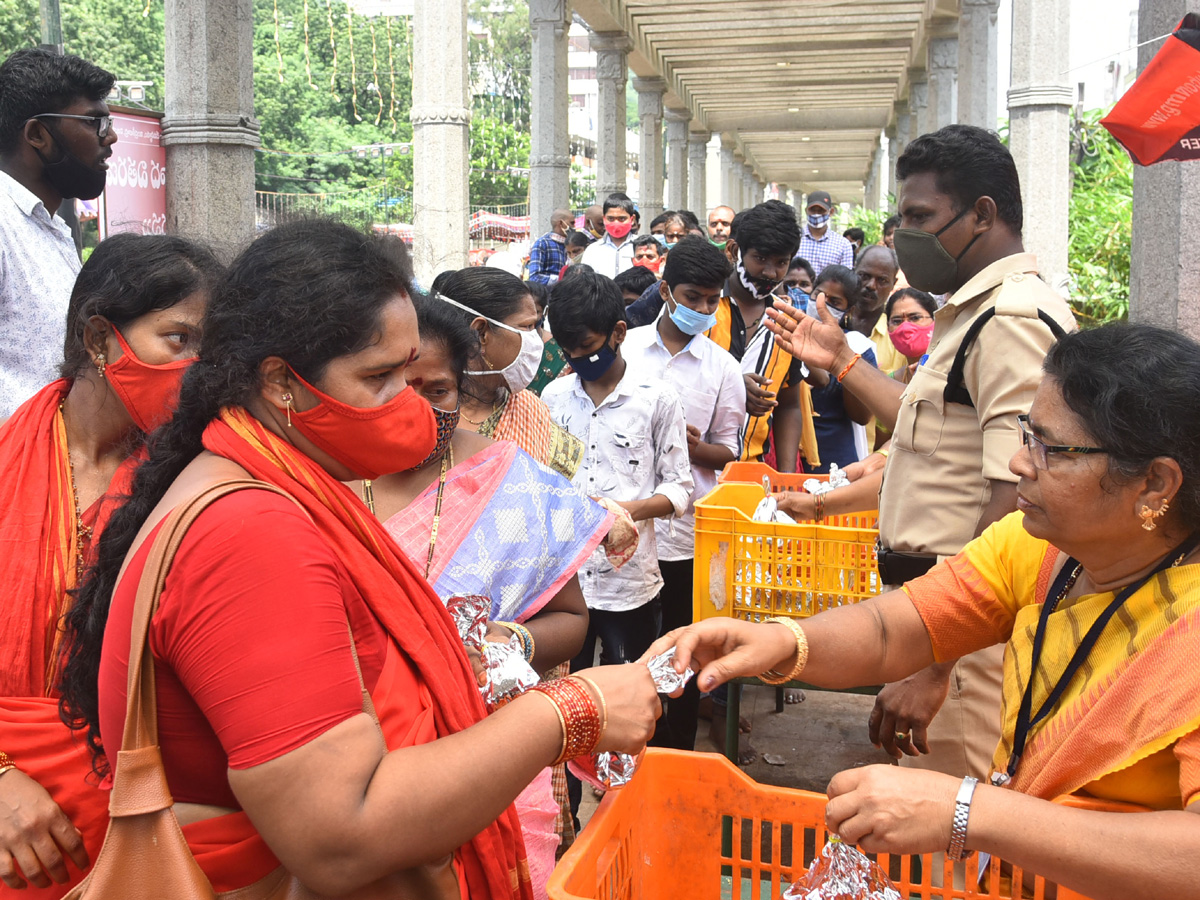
left=64, top=480, right=459, bottom=900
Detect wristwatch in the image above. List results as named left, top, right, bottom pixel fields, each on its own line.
left=947, top=775, right=978, bottom=861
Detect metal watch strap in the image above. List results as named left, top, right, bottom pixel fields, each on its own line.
left=947, top=775, right=978, bottom=861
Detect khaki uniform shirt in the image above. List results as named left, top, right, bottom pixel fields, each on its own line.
left=877, top=253, right=1076, bottom=557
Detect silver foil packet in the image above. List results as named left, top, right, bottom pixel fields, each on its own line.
left=481, top=636, right=540, bottom=709
left=446, top=593, right=489, bottom=649
left=782, top=836, right=902, bottom=900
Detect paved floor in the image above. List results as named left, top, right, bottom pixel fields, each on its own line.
left=579, top=683, right=895, bottom=828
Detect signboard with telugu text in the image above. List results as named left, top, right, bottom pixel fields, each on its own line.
left=99, top=109, right=166, bottom=238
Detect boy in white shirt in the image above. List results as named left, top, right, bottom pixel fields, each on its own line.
left=579, top=192, right=637, bottom=279
left=541, top=269, right=693, bottom=669
left=622, top=236, right=746, bottom=750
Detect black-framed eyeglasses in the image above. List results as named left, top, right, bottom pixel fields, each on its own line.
left=32, top=113, right=114, bottom=139
left=888, top=313, right=933, bottom=328
left=1017, top=414, right=1109, bottom=470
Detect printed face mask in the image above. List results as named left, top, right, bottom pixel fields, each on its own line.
left=288, top=369, right=438, bottom=480
left=666, top=287, right=718, bottom=337
left=439, top=293, right=544, bottom=393
left=404, top=402, right=460, bottom=472
left=786, top=286, right=811, bottom=311
left=807, top=212, right=831, bottom=227
left=736, top=252, right=783, bottom=301
left=892, top=206, right=982, bottom=295
left=889, top=320, right=935, bottom=359
left=565, top=338, right=618, bottom=382
left=105, top=328, right=193, bottom=433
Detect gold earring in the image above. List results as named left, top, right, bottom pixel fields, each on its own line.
left=1139, top=505, right=1158, bottom=532
left=95, top=353, right=106, bottom=379
left=282, top=392, right=294, bottom=427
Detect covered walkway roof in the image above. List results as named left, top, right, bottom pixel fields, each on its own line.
left=572, top=0, right=962, bottom=201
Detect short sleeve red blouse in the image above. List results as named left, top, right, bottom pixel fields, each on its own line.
left=98, top=490, right=388, bottom=809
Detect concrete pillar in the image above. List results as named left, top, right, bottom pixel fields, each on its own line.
left=1130, top=0, right=1200, bottom=337
left=409, top=0, right=471, bottom=283
left=742, top=165, right=756, bottom=208
left=1008, top=0, right=1072, bottom=291
left=884, top=125, right=898, bottom=204
left=687, top=130, right=709, bottom=214
left=909, top=72, right=930, bottom=137
left=958, top=0, right=1001, bottom=128
left=592, top=33, right=632, bottom=199
left=720, top=136, right=739, bottom=209
left=777, top=183, right=790, bottom=210
left=987, top=3, right=1001, bottom=128
left=731, top=148, right=746, bottom=209
left=633, top=77, right=666, bottom=223
left=665, top=107, right=691, bottom=211
left=794, top=190, right=806, bottom=221
left=162, top=0, right=260, bottom=252
left=928, top=35, right=959, bottom=130
left=866, top=145, right=884, bottom=211
left=528, top=0, right=570, bottom=238
left=892, top=101, right=912, bottom=198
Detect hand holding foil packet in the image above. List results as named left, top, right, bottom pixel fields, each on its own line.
left=782, top=836, right=901, bottom=900
left=445, top=595, right=539, bottom=709
left=569, top=649, right=695, bottom=790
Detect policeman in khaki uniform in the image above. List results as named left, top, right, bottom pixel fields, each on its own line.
left=763, top=124, right=1075, bottom=782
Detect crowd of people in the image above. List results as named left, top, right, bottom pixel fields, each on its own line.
left=1, top=45, right=1198, bottom=900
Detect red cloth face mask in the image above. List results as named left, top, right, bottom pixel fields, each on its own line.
left=287, top=369, right=438, bottom=480
left=632, top=256, right=662, bottom=274
left=605, top=220, right=633, bottom=240
left=106, top=328, right=193, bottom=433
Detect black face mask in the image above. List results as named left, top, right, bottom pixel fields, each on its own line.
left=892, top=205, right=982, bottom=295
left=34, top=127, right=107, bottom=201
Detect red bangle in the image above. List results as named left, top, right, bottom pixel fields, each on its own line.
left=836, top=354, right=862, bottom=382
left=530, top=677, right=602, bottom=764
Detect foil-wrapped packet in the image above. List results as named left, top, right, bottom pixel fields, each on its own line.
left=782, top=836, right=902, bottom=900
left=568, top=649, right=696, bottom=790
left=803, top=463, right=852, bottom=497
left=481, top=636, right=540, bottom=709
left=444, top=595, right=539, bottom=710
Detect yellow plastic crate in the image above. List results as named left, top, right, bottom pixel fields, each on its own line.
left=693, top=482, right=883, bottom=623
left=715, top=461, right=879, bottom=531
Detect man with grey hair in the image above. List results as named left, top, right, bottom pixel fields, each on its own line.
left=853, top=243, right=905, bottom=375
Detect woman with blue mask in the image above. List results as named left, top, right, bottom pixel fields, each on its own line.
left=806, top=265, right=879, bottom=474
left=785, top=257, right=816, bottom=314
left=431, top=267, right=583, bottom=479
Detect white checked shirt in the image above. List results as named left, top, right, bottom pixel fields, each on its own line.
left=579, top=232, right=635, bottom=279
left=0, top=171, right=81, bottom=417
left=623, top=319, right=747, bottom=561
left=797, top=224, right=855, bottom=275
left=542, top=364, right=693, bottom=611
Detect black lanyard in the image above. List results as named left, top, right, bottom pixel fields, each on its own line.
left=1004, top=533, right=1199, bottom=781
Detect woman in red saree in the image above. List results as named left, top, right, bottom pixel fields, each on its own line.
left=0, top=233, right=218, bottom=895
left=58, top=219, right=660, bottom=899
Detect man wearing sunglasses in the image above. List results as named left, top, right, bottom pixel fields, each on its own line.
left=0, top=49, right=116, bottom=417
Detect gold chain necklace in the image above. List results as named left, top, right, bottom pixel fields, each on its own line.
left=424, top=445, right=453, bottom=579
left=58, top=400, right=93, bottom=581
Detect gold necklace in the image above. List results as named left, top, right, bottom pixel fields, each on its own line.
left=360, top=479, right=376, bottom=515
left=425, top=445, right=453, bottom=579
left=58, top=400, right=93, bottom=581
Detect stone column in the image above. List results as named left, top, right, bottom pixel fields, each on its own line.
left=928, top=35, right=959, bottom=130
left=742, top=165, right=757, bottom=207
left=664, top=107, right=691, bottom=211
left=687, top=130, right=709, bottom=214
left=731, top=148, right=746, bottom=209
left=865, top=146, right=884, bottom=211
left=884, top=125, right=897, bottom=204
left=720, top=136, right=739, bottom=209
left=1008, top=0, right=1072, bottom=291
left=909, top=73, right=930, bottom=138
left=1130, top=0, right=1200, bottom=337
left=633, top=77, right=666, bottom=223
left=892, top=101, right=912, bottom=199
left=528, top=0, right=570, bottom=238
left=409, top=0, right=471, bottom=283
left=592, top=33, right=632, bottom=200
left=162, top=0, right=260, bottom=253
left=777, top=183, right=790, bottom=210
left=794, top=189, right=806, bottom=221
left=958, top=0, right=1001, bottom=128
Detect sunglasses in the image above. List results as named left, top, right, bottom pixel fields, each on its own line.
left=32, top=113, right=114, bottom=139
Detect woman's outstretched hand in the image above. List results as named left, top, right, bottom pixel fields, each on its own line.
left=641, top=619, right=798, bottom=693
left=765, top=295, right=854, bottom=374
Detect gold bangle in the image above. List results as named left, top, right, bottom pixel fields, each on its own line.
left=528, top=689, right=568, bottom=763
left=571, top=674, right=608, bottom=739
left=758, top=618, right=810, bottom=685
left=875, top=448, right=889, bottom=459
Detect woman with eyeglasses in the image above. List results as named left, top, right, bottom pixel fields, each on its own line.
left=885, top=287, right=938, bottom=379
left=653, top=323, right=1200, bottom=900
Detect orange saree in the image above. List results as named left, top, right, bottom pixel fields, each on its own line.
left=0, top=381, right=137, bottom=897
left=185, top=408, right=532, bottom=899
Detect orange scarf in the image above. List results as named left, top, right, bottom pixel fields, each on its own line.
left=201, top=408, right=531, bottom=900
left=0, top=381, right=135, bottom=696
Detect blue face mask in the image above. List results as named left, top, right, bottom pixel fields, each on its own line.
left=807, top=212, right=831, bottom=227
left=667, top=287, right=719, bottom=336
left=787, top=286, right=811, bottom=311
left=566, top=339, right=618, bottom=382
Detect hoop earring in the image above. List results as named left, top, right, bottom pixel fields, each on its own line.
left=1139, top=505, right=1158, bottom=532
left=95, top=353, right=106, bottom=379
left=282, top=392, right=294, bottom=427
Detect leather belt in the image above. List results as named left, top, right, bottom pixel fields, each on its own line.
left=876, top=544, right=938, bottom=586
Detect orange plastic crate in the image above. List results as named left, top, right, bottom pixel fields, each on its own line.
left=694, top=482, right=882, bottom=623
left=547, top=749, right=1100, bottom=900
